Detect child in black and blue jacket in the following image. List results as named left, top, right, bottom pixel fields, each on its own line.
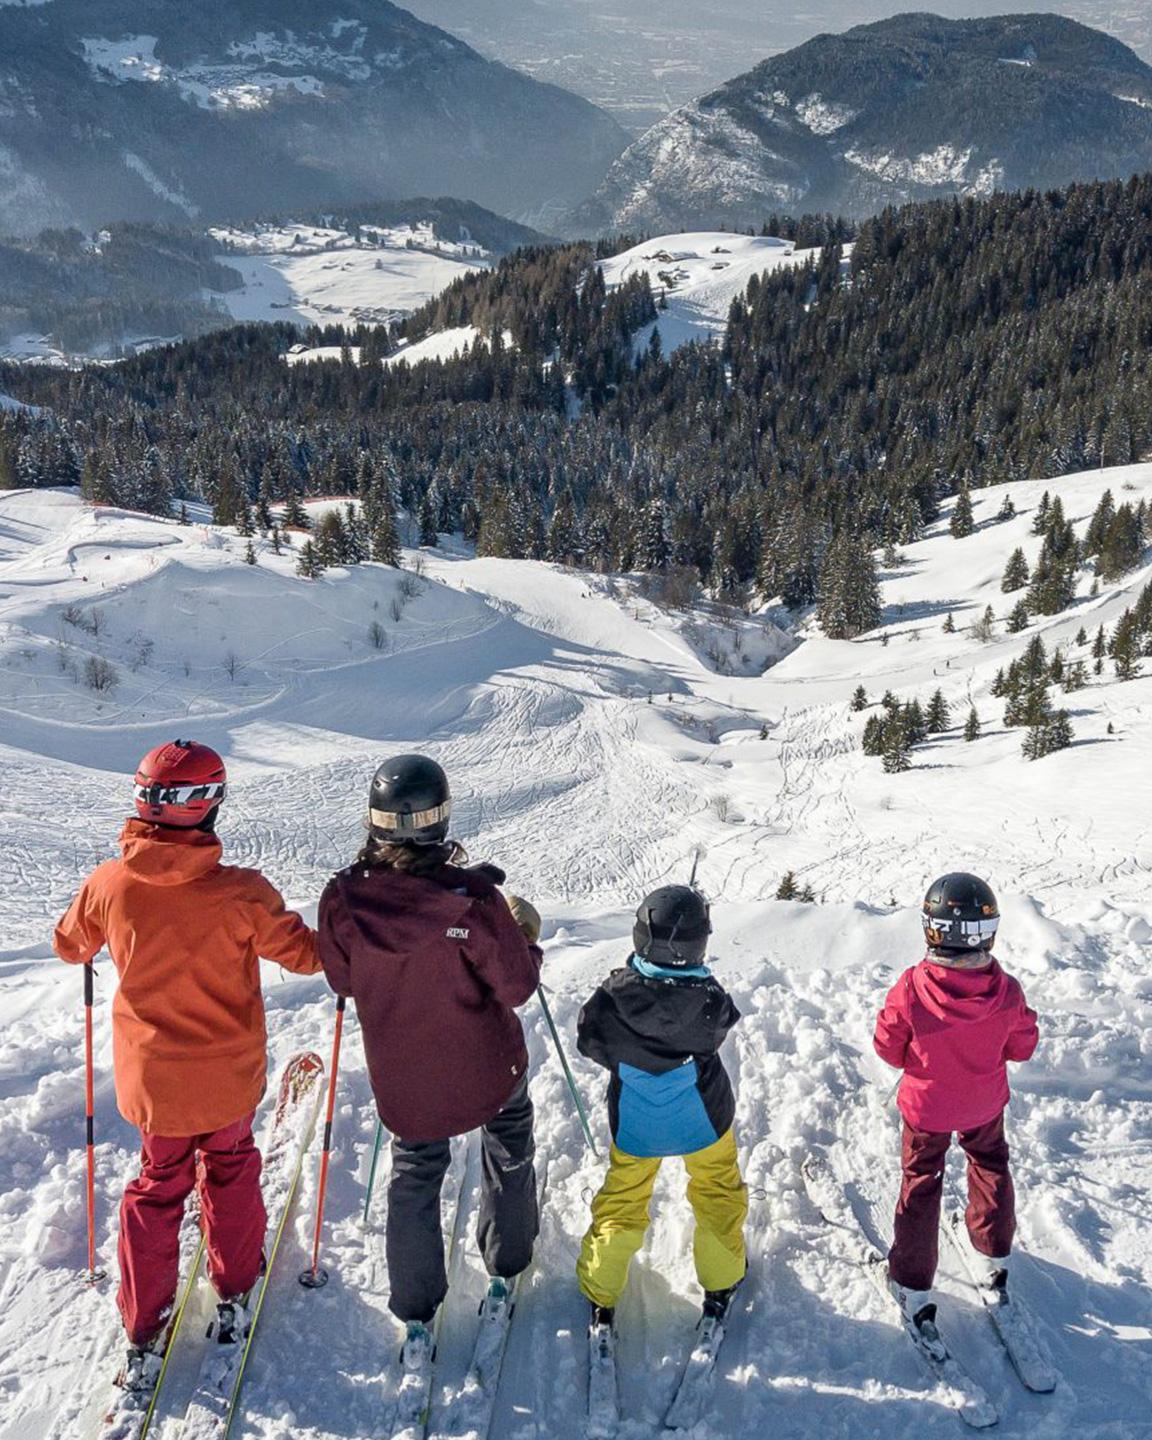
left=575, top=885, right=748, bottom=1325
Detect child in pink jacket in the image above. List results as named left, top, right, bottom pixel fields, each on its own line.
left=874, top=872, right=1038, bottom=1330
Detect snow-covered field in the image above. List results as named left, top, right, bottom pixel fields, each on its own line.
left=212, top=224, right=487, bottom=330
left=600, top=232, right=821, bottom=353
left=2, top=465, right=1152, bottom=1438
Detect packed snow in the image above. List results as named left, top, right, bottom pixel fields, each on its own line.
left=601, top=232, right=819, bottom=354
left=1, top=462, right=1152, bottom=1438
left=213, top=225, right=487, bottom=330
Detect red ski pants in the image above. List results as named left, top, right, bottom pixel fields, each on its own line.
left=888, top=1112, right=1015, bottom=1292
left=118, top=1114, right=266, bottom=1346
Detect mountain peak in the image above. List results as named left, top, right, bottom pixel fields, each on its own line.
left=580, top=10, right=1152, bottom=233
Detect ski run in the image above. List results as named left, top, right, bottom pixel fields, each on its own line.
left=3, top=463, right=1152, bottom=1440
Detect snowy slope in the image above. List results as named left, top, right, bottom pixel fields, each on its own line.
left=213, top=224, right=486, bottom=329
left=2, top=469, right=1152, bottom=1438
left=601, top=231, right=820, bottom=353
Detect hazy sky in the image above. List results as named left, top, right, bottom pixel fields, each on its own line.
left=403, top=1, right=1152, bottom=129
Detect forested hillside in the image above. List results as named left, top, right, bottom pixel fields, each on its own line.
left=4, top=174, right=1152, bottom=611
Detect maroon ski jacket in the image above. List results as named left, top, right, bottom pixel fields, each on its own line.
left=319, top=862, right=542, bottom=1142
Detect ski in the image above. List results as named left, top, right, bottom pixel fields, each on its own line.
left=586, top=1313, right=619, bottom=1440
left=942, top=1209, right=1058, bottom=1393
left=802, top=1154, right=999, bottom=1431
left=177, top=1050, right=326, bottom=1439
left=383, top=1136, right=473, bottom=1440
left=431, top=1161, right=549, bottom=1440
left=96, top=1225, right=208, bottom=1440
left=662, top=1302, right=733, bottom=1434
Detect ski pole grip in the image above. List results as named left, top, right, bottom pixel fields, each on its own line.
left=84, top=961, right=94, bottom=1007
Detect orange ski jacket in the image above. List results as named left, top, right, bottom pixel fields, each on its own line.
left=54, top=820, right=320, bottom=1136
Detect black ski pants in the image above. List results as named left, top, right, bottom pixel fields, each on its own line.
left=386, top=1074, right=538, bottom=1323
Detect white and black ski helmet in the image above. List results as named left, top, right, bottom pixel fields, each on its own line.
left=922, top=872, right=1000, bottom=953
left=368, top=754, right=451, bottom=846
left=633, top=885, right=712, bottom=970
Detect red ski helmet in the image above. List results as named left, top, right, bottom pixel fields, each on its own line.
left=134, top=740, right=227, bottom=828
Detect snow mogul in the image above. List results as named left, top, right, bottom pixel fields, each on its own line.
left=318, top=754, right=542, bottom=1353
left=53, top=739, right=320, bottom=1391
left=874, top=872, right=1039, bottom=1338
left=575, top=884, right=748, bottom=1332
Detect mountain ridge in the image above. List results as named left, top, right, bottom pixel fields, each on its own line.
left=0, top=0, right=627, bottom=235
left=579, top=11, right=1152, bottom=233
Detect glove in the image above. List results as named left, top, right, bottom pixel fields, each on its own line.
left=506, top=894, right=542, bottom=944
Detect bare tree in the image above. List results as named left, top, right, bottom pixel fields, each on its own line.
left=84, top=656, right=119, bottom=693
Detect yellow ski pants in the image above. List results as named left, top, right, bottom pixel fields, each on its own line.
left=577, top=1129, right=748, bottom=1309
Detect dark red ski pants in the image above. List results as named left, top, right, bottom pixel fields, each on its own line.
left=118, top=1113, right=266, bottom=1346
left=888, top=1112, right=1015, bottom=1292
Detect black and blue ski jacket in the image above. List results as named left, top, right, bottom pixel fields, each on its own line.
left=576, top=956, right=741, bottom=1158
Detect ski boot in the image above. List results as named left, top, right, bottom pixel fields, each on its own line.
left=889, top=1279, right=948, bottom=1362
left=982, top=1257, right=1010, bottom=1306
left=209, top=1295, right=253, bottom=1347
left=401, top=1318, right=435, bottom=1370
left=589, top=1303, right=616, bottom=1334
left=115, top=1337, right=164, bottom=1395
left=702, top=1279, right=743, bottom=1325
left=480, top=1275, right=513, bottom=1319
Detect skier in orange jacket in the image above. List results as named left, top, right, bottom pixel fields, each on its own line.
left=53, top=739, right=320, bottom=1393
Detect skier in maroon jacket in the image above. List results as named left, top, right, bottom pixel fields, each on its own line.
left=318, top=754, right=542, bottom=1353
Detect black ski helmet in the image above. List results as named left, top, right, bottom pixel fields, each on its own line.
left=368, top=754, right=451, bottom=846
left=633, top=885, right=712, bottom=970
left=922, top=873, right=1000, bottom=953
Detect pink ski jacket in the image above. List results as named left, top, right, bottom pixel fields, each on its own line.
left=874, top=957, right=1038, bottom=1133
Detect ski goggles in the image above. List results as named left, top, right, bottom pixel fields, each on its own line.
left=134, top=781, right=228, bottom=806
left=369, top=800, right=451, bottom=832
left=924, top=914, right=1000, bottom=947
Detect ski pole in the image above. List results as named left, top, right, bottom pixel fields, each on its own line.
left=537, top=986, right=599, bottom=1157
left=299, top=994, right=346, bottom=1289
left=83, top=963, right=106, bottom=1285
left=362, top=1118, right=385, bottom=1226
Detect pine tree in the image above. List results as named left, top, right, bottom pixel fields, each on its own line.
left=817, top=530, right=882, bottom=638
left=904, top=699, right=928, bottom=746
left=1031, top=491, right=1052, bottom=535
left=851, top=684, right=869, bottom=711
left=991, top=668, right=1007, bottom=697
left=1062, top=660, right=1088, bottom=692
left=1097, top=504, right=1145, bottom=581
left=862, top=713, right=886, bottom=755
left=244, top=541, right=257, bottom=565
left=369, top=489, right=401, bottom=566
left=926, top=690, right=951, bottom=733
left=949, top=485, right=975, bottom=539
left=0, top=434, right=17, bottom=490
left=296, top=540, right=324, bottom=579
left=1092, top=625, right=1107, bottom=660
left=1022, top=710, right=1074, bottom=760
left=1001, top=548, right=1030, bottom=593
left=419, top=489, right=439, bottom=548
left=942, top=611, right=956, bottom=633
left=881, top=690, right=898, bottom=711
left=776, top=871, right=800, bottom=900
left=882, top=714, right=913, bottom=773
left=963, top=706, right=981, bottom=741
left=798, top=883, right=817, bottom=904
left=1075, top=626, right=1087, bottom=647
left=1006, top=599, right=1030, bottom=632
left=283, top=490, right=310, bottom=531
left=1084, top=489, right=1116, bottom=556
left=1110, top=609, right=1143, bottom=680
left=997, top=494, right=1016, bottom=522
